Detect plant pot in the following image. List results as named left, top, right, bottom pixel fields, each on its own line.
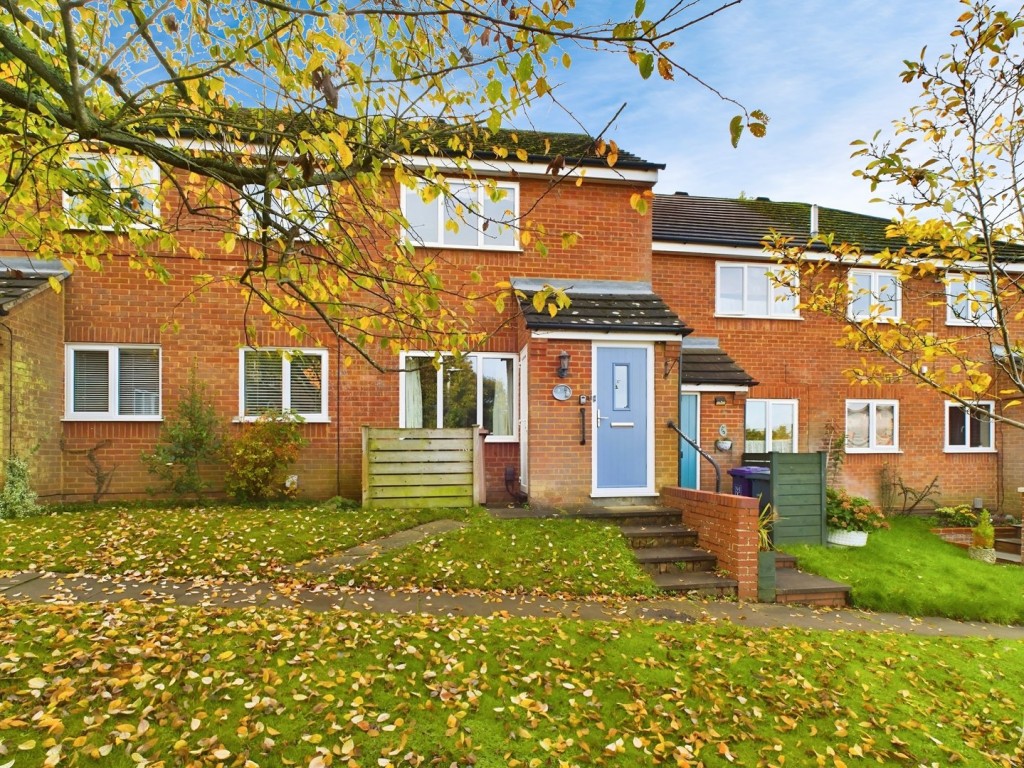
left=827, top=529, right=869, bottom=548
left=757, top=551, right=777, bottom=603
left=968, top=547, right=997, bottom=564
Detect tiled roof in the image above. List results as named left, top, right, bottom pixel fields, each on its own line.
left=652, top=194, right=901, bottom=253
left=678, top=338, right=757, bottom=387
left=511, top=278, right=690, bottom=334
left=0, top=258, right=67, bottom=313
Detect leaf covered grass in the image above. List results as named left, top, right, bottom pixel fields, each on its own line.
left=786, top=516, right=1024, bottom=624
left=344, top=511, right=656, bottom=597
left=0, top=502, right=464, bottom=581
left=0, top=599, right=1022, bottom=766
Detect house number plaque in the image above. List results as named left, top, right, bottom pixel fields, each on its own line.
left=552, top=384, right=573, bottom=401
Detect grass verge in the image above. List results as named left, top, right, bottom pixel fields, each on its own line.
left=0, top=503, right=464, bottom=581
left=785, top=516, right=1024, bottom=624
left=0, top=599, right=1021, bottom=766
left=343, top=511, right=656, bottom=596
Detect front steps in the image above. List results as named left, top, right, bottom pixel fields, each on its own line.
left=995, top=526, right=1022, bottom=565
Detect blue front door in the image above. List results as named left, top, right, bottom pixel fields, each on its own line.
left=595, top=345, right=650, bottom=492
left=679, top=392, right=699, bottom=488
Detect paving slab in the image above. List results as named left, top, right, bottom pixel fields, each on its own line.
left=297, top=519, right=467, bottom=574
left=0, top=570, right=43, bottom=592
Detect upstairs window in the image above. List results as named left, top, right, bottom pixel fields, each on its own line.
left=845, top=400, right=899, bottom=452
left=63, top=153, right=160, bottom=228
left=65, top=344, right=161, bottom=420
left=715, top=263, right=799, bottom=319
left=400, top=352, right=516, bottom=440
left=848, top=269, right=901, bottom=321
left=240, top=349, right=328, bottom=422
left=744, top=399, right=797, bottom=453
left=403, top=181, right=518, bottom=249
left=239, top=184, right=330, bottom=240
left=945, top=401, right=995, bottom=452
left=946, top=274, right=996, bottom=327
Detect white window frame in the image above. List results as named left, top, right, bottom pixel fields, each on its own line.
left=714, top=262, right=800, bottom=319
left=401, top=180, right=519, bottom=250
left=237, top=348, right=329, bottom=423
left=63, top=153, right=160, bottom=230
left=847, top=268, right=902, bottom=322
left=238, top=184, right=330, bottom=240
left=64, top=344, right=162, bottom=421
left=844, top=399, right=900, bottom=453
left=946, top=273, right=996, bottom=327
left=398, top=351, right=518, bottom=442
left=944, top=401, right=996, bottom=453
left=744, top=398, right=799, bottom=453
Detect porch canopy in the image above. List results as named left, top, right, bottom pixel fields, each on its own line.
left=511, top=277, right=691, bottom=335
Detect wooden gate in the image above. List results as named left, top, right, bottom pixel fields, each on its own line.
left=361, top=427, right=485, bottom=508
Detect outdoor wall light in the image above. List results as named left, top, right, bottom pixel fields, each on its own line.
left=714, top=396, right=727, bottom=406
left=557, top=350, right=570, bottom=378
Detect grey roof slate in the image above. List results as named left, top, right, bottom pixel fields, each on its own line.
left=511, top=278, right=690, bottom=334
left=0, top=258, right=67, bottom=312
left=678, top=339, right=757, bottom=387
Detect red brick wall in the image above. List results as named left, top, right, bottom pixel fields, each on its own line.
left=48, top=167, right=656, bottom=504
left=0, top=287, right=65, bottom=499
left=655, top=252, right=1014, bottom=512
left=661, top=485, right=759, bottom=600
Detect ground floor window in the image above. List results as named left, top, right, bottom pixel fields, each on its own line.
left=240, top=348, right=327, bottom=421
left=65, top=344, right=161, bottom=420
left=945, top=401, right=994, bottom=452
left=845, top=400, right=899, bottom=452
left=744, top=399, right=797, bottom=453
left=401, top=352, right=516, bottom=440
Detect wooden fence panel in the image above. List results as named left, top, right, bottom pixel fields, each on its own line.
left=770, top=452, right=827, bottom=546
left=362, top=426, right=483, bottom=508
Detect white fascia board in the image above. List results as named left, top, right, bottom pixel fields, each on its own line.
left=529, top=329, right=684, bottom=342
left=400, top=154, right=659, bottom=184
left=679, top=384, right=750, bottom=393
left=654, top=241, right=772, bottom=259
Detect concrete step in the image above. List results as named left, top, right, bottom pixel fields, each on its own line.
left=569, top=505, right=681, bottom=528
left=775, top=553, right=798, bottom=569
left=774, top=569, right=851, bottom=608
left=995, top=537, right=1021, bottom=554
left=996, top=551, right=1022, bottom=565
left=620, top=524, right=698, bottom=549
left=634, top=546, right=717, bottom=573
left=652, top=570, right=738, bottom=597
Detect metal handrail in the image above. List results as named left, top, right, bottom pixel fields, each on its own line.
left=667, top=419, right=722, bottom=494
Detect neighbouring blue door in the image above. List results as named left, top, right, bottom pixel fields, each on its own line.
left=679, top=392, right=699, bottom=488
left=595, top=346, right=649, bottom=491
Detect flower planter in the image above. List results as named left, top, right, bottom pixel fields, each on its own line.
left=827, top=529, right=869, bottom=548
left=757, top=551, right=777, bottom=603
left=968, top=547, right=996, bottom=564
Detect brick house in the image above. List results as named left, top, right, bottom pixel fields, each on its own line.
left=2, top=137, right=1021, bottom=514
left=652, top=193, right=1024, bottom=515
left=0, top=133, right=705, bottom=508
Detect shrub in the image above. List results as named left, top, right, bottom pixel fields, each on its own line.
left=934, top=504, right=980, bottom=528
left=972, top=510, right=995, bottom=549
left=0, top=455, right=41, bottom=519
left=223, top=413, right=306, bottom=502
left=141, top=371, right=222, bottom=498
left=826, top=487, right=889, bottom=532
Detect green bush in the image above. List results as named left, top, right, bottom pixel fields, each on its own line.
left=934, top=504, right=980, bottom=527
left=972, top=510, right=995, bottom=549
left=0, top=455, right=41, bottom=519
left=223, top=413, right=306, bottom=501
left=141, top=371, right=222, bottom=498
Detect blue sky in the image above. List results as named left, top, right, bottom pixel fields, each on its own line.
left=528, top=0, right=967, bottom=216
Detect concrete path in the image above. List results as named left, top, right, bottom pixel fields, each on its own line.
left=295, top=519, right=467, bottom=574
left=3, top=569, right=1024, bottom=638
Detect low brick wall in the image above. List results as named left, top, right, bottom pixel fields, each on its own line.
left=662, top=486, right=759, bottom=601
left=931, top=527, right=973, bottom=548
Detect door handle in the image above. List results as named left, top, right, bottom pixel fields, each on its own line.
left=596, top=409, right=609, bottom=426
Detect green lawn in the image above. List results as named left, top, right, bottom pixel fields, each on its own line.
left=0, top=502, right=463, bottom=581
left=345, top=513, right=656, bottom=596
left=0, top=599, right=1021, bottom=767
left=785, top=516, right=1024, bottom=624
